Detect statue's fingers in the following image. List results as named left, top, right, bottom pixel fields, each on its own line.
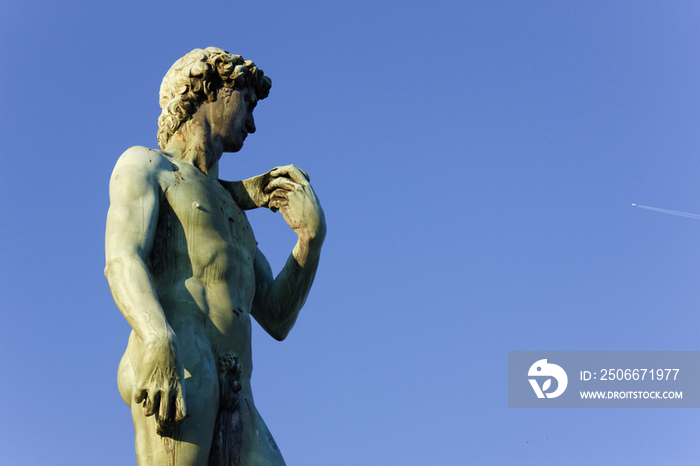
left=269, top=190, right=289, bottom=204
left=268, top=198, right=288, bottom=212
left=174, top=388, right=187, bottom=426
left=133, top=388, right=147, bottom=405
left=159, top=390, right=172, bottom=422
left=141, top=394, right=152, bottom=416
left=270, top=165, right=308, bottom=184
left=156, top=392, right=176, bottom=435
left=270, top=164, right=293, bottom=173
left=142, top=390, right=159, bottom=417
left=264, top=177, right=298, bottom=193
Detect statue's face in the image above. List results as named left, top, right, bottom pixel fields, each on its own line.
left=210, top=86, right=256, bottom=153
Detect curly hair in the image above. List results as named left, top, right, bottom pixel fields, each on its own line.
left=157, top=47, right=272, bottom=150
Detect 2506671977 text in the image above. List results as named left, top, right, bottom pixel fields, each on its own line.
left=580, top=369, right=679, bottom=381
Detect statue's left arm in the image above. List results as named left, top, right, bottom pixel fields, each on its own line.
left=247, top=165, right=326, bottom=341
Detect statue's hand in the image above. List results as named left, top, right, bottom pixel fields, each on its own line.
left=264, top=165, right=326, bottom=242
left=133, top=333, right=187, bottom=435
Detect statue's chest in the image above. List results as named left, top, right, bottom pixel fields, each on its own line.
left=159, top=170, right=257, bottom=268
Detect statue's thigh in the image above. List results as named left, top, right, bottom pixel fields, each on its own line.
left=238, top=400, right=287, bottom=466
left=132, top=345, right=219, bottom=466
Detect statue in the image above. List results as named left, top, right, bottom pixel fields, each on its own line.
left=104, top=47, right=326, bottom=465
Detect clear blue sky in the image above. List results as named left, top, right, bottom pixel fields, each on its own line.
left=2, top=1, right=700, bottom=464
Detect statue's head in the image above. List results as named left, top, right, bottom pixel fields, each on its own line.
left=157, top=47, right=272, bottom=150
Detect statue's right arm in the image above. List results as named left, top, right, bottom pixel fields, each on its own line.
left=104, top=147, right=186, bottom=435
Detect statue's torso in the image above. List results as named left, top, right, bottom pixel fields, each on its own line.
left=147, top=154, right=258, bottom=380
left=115, top=149, right=285, bottom=465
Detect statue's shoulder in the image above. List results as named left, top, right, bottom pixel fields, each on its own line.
left=111, top=146, right=175, bottom=184
left=109, top=146, right=177, bottom=201
left=113, top=146, right=171, bottom=172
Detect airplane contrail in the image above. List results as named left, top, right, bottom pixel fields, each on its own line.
left=632, top=203, right=700, bottom=220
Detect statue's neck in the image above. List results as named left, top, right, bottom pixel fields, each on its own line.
left=164, top=119, right=222, bottom=178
